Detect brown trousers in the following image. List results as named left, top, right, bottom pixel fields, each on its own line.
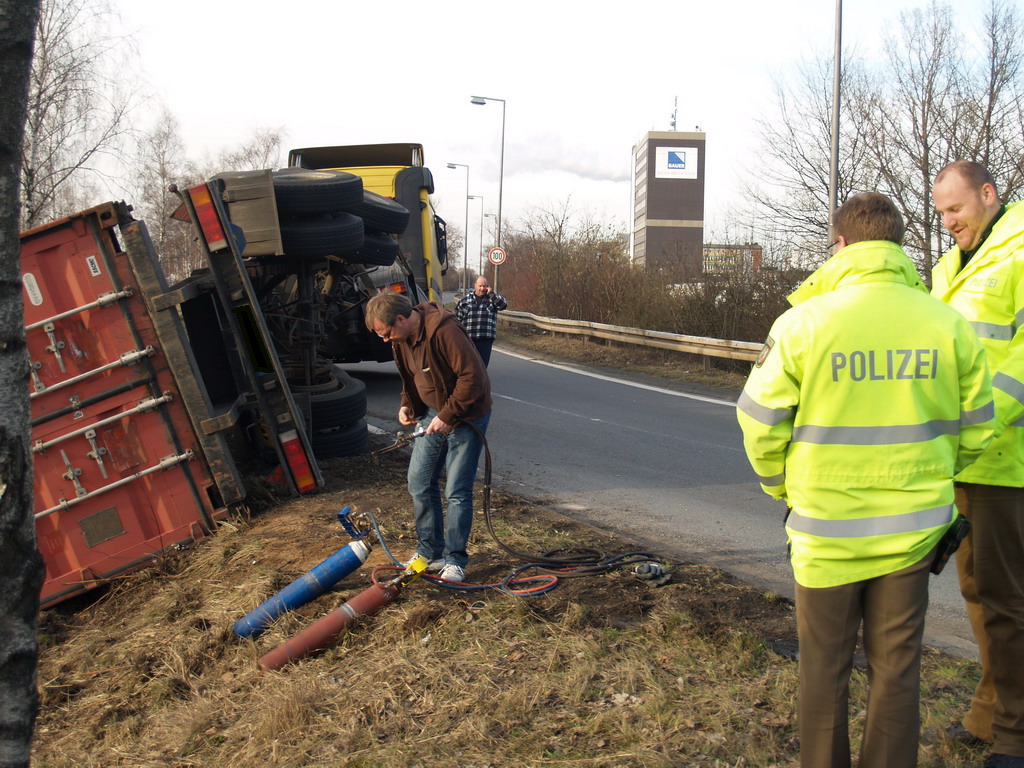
left=954, top=483, right=1024, bottom=757
left=795, top=552, right=932, bottom=768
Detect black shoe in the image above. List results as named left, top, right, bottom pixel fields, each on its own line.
left=983, top=754, right=1024, bottom=768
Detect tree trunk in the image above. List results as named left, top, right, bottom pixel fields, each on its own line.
left=0, top=0, right=45, bottom=766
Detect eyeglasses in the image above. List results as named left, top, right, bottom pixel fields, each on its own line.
left=830, top=239, right=842, bottom=251
left=373, top=324, right=393, bottom=340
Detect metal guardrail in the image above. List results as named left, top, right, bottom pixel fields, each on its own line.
left=500, top=310, right=762, bottom=364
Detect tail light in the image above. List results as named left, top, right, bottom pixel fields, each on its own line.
left=187, top=184, right=228, bottom=251
left=379, top=282, right=408, bottom=294
left=279, top=429, right=317, bottom=494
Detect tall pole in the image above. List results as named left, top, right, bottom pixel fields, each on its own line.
left=828, top=0, right=842, bottom=242
left=463, top=176, right=469, bottom=292
left=497, top=100, right=505, bottom=250
left=495, top=101, right=505, bottom=295
left=484, top=212, right=497, bottom=278
left=469, top=195, right=484, bottom=279
left=447, top=162, right=470, bottom=294
left=471, top=95, right=506, bottom=293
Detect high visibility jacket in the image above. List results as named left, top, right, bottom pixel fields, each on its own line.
left=932, top=201, right=1024, bottom=486
left=737, top=240, right=994, bottom=588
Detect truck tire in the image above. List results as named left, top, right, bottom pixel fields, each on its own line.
left=273, top=169, right=363, bottom=215
left=286, top=372, right=338, bottom=395
left=347, top=231, right=398, bottom=267
left=309, top=369, right=367, bottom=425
left=279, top=213, right=364, bottom=258
left=351, top=190, right=410, bottom=234
left=312, top=418, right=369, bottom=458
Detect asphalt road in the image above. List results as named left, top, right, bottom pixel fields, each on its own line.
left=343, top=345, right=977, bottom=658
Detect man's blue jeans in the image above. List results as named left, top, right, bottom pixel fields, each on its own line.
left=407, top=409, right=490, bottom=569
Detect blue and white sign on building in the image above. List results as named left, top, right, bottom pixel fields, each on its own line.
left=655, top=146, right=700, bottom=180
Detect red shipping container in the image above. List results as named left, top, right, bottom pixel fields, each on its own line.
left=22, top=204, right=225, bottom=607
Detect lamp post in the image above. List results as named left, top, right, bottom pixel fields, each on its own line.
left=468, top=195, right=484, bottom=279
left=470, top=95, right=505, bottom=253
left=483, top=212, right=497, bottom=278
left=828, top=0, right=842, bottom=242
left=446, top=162, right=470, bottom=294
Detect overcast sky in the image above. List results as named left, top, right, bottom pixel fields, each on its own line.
left=118, top=0, right=998, bottom=268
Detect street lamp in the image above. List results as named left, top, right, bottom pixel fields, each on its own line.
left=470, top=95, right=505, bottom=252
left=468, top=195, right=484, bottom=279
left=446, top=162, right=470, bottom=294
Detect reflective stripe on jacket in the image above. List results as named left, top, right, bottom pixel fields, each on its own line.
left=737, top=240, right=994, bottom=588
left=932, top=201, right=1024, bottom=486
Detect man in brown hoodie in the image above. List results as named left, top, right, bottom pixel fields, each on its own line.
left=365, top=292, right=492, bottom=583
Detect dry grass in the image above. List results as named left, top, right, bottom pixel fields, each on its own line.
left=33, top=444, right=986, bottom=767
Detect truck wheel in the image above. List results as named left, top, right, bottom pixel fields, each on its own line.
left=285, top=361, right=339, bottom=390
left=352, top=190, right=410, bottom=234
left=347, top=231, right=398, bottom=266
left=312, top=418, right=369, bottom=458
left=309, top=369, right=367, bottom=425
left=279, top=213, right=364, bottom=258
left=273, top=169, right=363, bottom=215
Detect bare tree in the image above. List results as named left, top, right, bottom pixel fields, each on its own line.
left=951, top=0, right=1024, bottom=189
left=19, top=0, right=137, bottom=228
left=177, top=125, right=287, bottom=185
left=132, top=110, right=189, bottom=246
left=747, top=0, right=1024, bottom=275
left=217, top=127, right=286, bottom=171
left=0, top=1, right=45, bottom=766
left=444, top=221, right=465, bottom=281
left=859, top=0, right=1024, bottom=274
left=855, top=3, right=961, bottom=273
left=499, top=199, right=794, bottom=344
left=745, top=55, right=878, bottom=266
left=502, top=199, right=630, bottom=323
left=129, top=109, right=207, bottom=283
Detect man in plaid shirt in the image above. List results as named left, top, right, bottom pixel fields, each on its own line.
left=456, top=276, right=508, bottom=367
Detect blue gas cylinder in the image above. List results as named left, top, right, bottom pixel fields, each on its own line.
left=233, top=538, right=371, bottom=638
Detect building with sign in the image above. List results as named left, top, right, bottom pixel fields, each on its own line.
left=629, top=130, right=706, bottom=275
left=703, top=242, right=763, bottom=275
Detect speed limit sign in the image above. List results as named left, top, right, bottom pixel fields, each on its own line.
left=488, top=246, right=507, bottom=265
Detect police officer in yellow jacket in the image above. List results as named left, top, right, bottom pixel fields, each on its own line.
left=737, top=192, right=995, bottom=768
left=932, top=160, right=1024, bottom=767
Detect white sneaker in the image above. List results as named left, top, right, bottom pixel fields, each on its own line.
left=405, top=554, right=444, bottom=572
left=438, top=564, right=465, bottom=583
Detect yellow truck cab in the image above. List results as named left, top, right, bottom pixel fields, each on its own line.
left=286, top=143, right=448, bottom=302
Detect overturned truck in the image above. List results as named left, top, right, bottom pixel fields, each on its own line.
left=23, top=144, right=447, bottom=607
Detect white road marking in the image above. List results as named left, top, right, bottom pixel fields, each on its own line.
left=495, top=347, right=738, bottom=407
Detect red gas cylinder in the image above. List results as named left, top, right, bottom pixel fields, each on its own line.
left=258, top=579, right=401, bottom=671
